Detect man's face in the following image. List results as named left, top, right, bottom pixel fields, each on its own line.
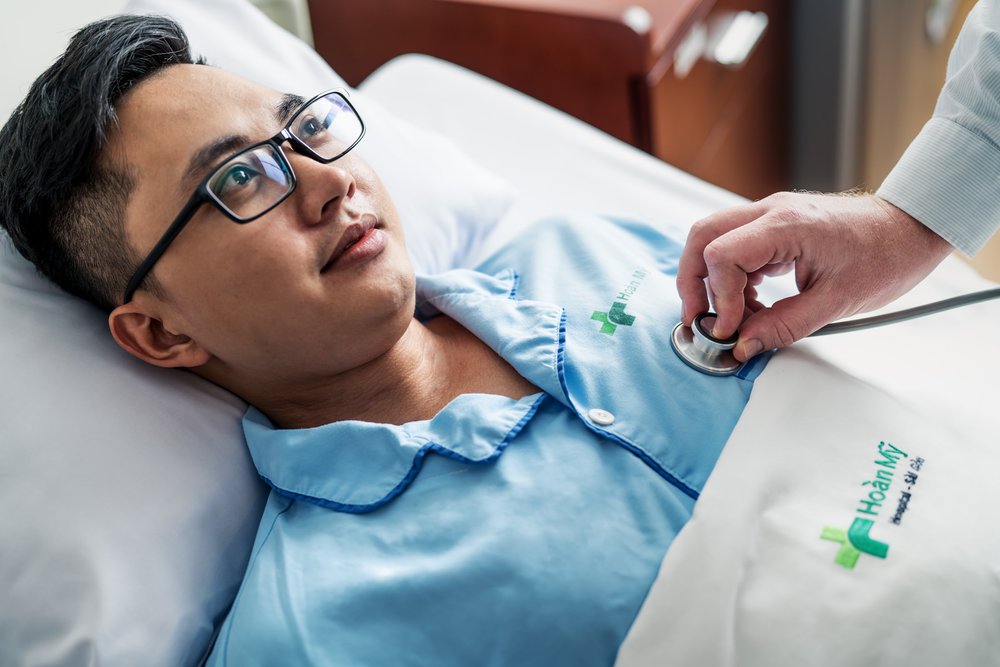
left=109, top=64, right=415, bottom=385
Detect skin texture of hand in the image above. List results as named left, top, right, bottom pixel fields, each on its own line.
left=676, top=191, right=953, bottom=362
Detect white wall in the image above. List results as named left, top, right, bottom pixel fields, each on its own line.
left=0, top=0, right=127, bottom=120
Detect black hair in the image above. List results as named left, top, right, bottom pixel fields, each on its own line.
left=0, top=14, right=202, bottom=312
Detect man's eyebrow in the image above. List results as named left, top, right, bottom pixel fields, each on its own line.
left=276, top=93, right=306, bottom=123
left=183, top=134, right=251, bottom=193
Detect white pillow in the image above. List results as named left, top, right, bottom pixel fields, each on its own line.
left=0, top=1, right=514, bottom=666
left=0, top=233, right=265, bottom=667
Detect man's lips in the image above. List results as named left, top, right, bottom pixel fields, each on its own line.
left=321, top=213, right=381, bottom=272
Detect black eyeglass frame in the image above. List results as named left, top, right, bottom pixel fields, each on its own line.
left=122, top=88, right=365, bottom=304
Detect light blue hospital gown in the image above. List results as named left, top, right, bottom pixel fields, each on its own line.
left=205, top=215, right=769, bottom=666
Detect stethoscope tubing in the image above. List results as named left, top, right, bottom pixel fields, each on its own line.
left=809, top=286, right=1000, bottom=337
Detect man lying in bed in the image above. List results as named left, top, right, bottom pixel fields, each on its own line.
left=0, top=15, right=768, bottom=666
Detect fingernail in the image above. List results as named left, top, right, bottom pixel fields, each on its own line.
left=740, top=339, right=763, bottom=359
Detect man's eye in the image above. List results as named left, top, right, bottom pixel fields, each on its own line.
left=297, top=112, right=332, bottom=139
left=213, top=164, right=260, bottom=200
left=223, top=165, right=256, bottom=186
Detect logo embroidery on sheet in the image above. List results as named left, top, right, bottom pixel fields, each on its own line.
left=592, top=267, right=648, bottom=336
left=820, top=441, right=926, bottom=569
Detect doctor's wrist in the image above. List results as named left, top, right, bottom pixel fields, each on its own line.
left=870, top=195, right=952, bottom=260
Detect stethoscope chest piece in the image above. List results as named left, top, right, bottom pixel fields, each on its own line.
left=670, top=312, right=744, bottom=376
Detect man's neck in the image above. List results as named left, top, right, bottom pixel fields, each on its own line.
left=234, top=316, right=538, bottom=430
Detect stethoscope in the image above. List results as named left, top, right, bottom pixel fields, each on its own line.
left=670, top=286, right=1000, bottom=376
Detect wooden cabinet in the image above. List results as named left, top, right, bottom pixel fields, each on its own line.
left=308, top=0, right=790, bottom=199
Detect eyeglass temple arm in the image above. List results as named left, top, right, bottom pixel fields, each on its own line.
left=122, top=195, right=205, bottom=304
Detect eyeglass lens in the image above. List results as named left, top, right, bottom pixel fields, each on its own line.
left=206, top=93, right=363, bottom=220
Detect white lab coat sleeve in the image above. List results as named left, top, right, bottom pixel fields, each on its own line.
left=877, top=0, right=1000, bottom=256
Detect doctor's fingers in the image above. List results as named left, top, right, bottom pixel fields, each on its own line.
left=700, top=218, right=804, bottom=339
left=677, top=199, right=774, bottom=325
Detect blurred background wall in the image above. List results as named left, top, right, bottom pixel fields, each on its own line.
left=793, top=0, right=976, bottom=192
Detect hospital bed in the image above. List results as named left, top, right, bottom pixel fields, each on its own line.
left=2, top=1, right=1000, bottom=665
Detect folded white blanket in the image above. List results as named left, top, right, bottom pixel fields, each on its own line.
left=617, top=284, right=1000, bottom=666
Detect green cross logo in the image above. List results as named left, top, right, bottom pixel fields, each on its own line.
left=821, top=518, right=890, bottom=569
left=591, top=302, right=636, bottom=335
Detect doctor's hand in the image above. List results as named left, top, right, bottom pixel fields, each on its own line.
left=676, top=191, right=953, bottom=362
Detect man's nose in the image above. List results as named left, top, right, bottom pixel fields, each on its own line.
left=290, top=151, right=357, bottom=226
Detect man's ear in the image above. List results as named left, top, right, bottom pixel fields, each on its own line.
left=108, top=302, right=212, bottom=368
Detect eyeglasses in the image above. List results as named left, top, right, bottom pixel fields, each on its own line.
left=122, top=89, right=365, bottom=304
